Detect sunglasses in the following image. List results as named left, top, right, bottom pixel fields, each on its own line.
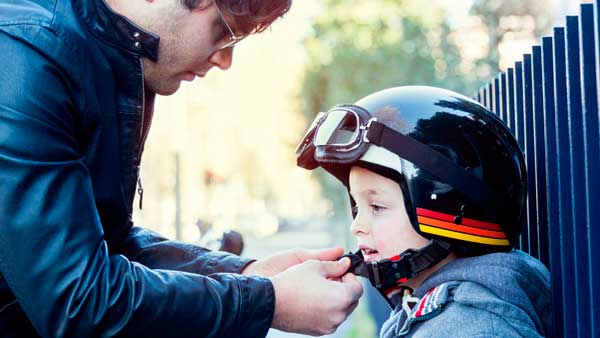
left=213, top=0, right=247, bottom=50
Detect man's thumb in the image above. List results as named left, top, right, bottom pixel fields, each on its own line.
left=305, top=247, right=345, bottom=262
left=320, top=257, right=350, bottom=278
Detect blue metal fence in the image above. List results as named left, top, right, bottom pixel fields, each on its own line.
left=475, top=3, right=600, bottom=337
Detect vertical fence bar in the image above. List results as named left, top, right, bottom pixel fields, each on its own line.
left=500, top=72, right=508, bottom=124
left=491, top=76, right=496, bottom=113
left=514, top=61, right=528, bottom=253
left=493, top=76, right=500, bottom=117
left=506, top=67, right=521, bottom=247
left=580, top=5, right=600, bottom=336
left=566, top=15, right=590, bottom=337
left=532, top=46, right=549, bottom=265
left=551, top=27, right=576, bottom=338
left=542, top=35, right=564, bottom=338
left=490, top=79, right=496, bottom=113
left=482, top=84, right=487, bottom=108
left=489, top=80, right=495, bottom=113
left=507, top=68, right=516, bottom=133
left=482, top=86, right=487, bottom=107
left=487, top=82, right=493, bottom=111
left=482, top=83, right=487, bottom=109
left=523, top=54, right=537, bottom=258
left=596, top=0, right=600, bottom=102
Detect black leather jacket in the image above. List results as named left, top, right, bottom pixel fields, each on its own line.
left=0, top=0, right=274, bottom=336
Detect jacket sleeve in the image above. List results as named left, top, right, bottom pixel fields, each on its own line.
left=117, top=226, right=254, bottom=275
left=0, top=29, right=274, bottom=338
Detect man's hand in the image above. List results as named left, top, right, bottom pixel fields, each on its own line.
left=241, top=247, right=345, bottom=277
left=269, top=257, right=363, bottom=335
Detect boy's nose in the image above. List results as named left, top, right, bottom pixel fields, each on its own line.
left=350, top=213, right=370, bottom=235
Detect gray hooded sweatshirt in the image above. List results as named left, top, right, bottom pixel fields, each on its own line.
left=380, top=250, right=552, bottom=338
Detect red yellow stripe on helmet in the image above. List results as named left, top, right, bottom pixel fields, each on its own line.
left=416, top=208, right=509, bottom=246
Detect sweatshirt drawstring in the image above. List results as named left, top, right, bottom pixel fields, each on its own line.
left=401, top=289, right=420, bottom=317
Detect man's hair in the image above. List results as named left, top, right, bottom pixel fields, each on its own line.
left=182, top=0, right=292, bottom=35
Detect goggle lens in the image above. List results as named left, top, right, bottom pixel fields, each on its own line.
left=314, top=110, right=360, bottom=146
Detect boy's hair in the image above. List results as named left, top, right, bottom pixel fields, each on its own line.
left=181, top=0, right=292, bottom=35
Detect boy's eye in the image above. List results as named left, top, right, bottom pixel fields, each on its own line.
left=352, top=204, right=386, bottom=216
left=370, top=204, right=386, bottom=213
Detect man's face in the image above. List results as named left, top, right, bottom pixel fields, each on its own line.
left=141, top=1, right=238, bottom=95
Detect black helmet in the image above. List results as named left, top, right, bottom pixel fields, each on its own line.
left=297, top=86, right=526, bottom=260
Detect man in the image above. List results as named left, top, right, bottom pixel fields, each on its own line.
left=0, top=0, right=363, bottom=337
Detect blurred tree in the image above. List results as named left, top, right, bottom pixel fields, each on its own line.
left=469, top=0, right=553, bottom=75
left=302, top=0, right=469, bottom=113
left=299, top=0, right=473, bottom=239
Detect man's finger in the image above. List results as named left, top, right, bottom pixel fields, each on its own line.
left=341, top=273, right=364, bottom=301
left=318, top=258, right=350, bottom=278
left=300, top=247, right=345, bottom=262
left=346, top=300, right=359, bottom=314
left=341, top=272, right=358, bottom=284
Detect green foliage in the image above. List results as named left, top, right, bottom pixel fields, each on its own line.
left=469, top=0, right=552, bottom=78
left=301, top=0, right=469, bottom=114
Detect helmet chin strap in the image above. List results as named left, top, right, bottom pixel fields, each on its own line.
left=341, top=239, right=453, bottom=307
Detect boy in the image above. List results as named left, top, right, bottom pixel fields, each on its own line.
left=296, top=86, right=552, bottom=337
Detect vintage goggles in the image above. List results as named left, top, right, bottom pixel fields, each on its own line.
left=296, top=104, right=380, bottom=170
left=296, top=104, right=505, bottom=219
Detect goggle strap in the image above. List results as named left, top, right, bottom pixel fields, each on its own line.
left=366, top=121, right=504, bottom=219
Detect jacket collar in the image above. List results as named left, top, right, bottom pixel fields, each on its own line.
left=74, top=0, right=160, bottom=62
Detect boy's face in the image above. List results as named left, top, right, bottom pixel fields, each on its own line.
left=349, top=166, right=429, bottom=263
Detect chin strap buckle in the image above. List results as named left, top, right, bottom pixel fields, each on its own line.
left=369, top=260, right=383, bottom=289
left=340, top=240, right=453, bottom=291
left=340, top=250, right=380, bottom=284
left=340, top=250, right=411, bottom=289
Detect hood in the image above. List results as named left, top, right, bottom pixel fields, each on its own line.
left=387, top=250, right=552, bottom=336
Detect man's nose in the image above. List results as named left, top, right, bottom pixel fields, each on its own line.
left=209, top=47, right=233, bottom=70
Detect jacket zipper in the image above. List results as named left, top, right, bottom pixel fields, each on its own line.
left=137, top=176, right=144, bottom=210
left=136, top=58, right=153, bottom=210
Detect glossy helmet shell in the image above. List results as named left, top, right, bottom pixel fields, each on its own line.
left=321, top=86, right=527, bottom=255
